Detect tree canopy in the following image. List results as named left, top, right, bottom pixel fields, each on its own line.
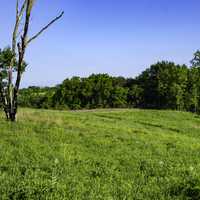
left=17, top=54, right=200, bottom=113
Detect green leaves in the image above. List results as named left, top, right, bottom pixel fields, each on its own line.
left=0, top=47, right=27, bottom=78
left=0, top=47, right=15, bottom=69
left=191, top=50, right=200, bottom=67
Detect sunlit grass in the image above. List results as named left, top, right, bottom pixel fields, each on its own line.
left=0, top=108, right=200, bottom=199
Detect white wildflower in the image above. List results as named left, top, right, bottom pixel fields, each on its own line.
left=159, top=161, right=164, bottom=165
left=189, top=166, right=194, bottom=171
left=54, top=158, right=59, bottom=164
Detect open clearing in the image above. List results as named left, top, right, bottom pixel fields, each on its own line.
left=0, top=109, right=200, bottom=199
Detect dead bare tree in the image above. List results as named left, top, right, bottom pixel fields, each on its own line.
left=0, top=0, right=64, bottom=121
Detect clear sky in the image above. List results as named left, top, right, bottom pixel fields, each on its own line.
left=0, top=0, right=200, bottom=87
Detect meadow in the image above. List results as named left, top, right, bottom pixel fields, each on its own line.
left=0, top=108, right=200, bottom=199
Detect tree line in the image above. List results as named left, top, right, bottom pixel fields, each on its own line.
left=17, top=51, right=200, bottom=113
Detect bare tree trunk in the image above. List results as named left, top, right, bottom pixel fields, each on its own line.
left=0, top=77, right=9, bottom=119
left=4, top=0, right=27, bottom=121
left=3, top=0, right=63, bottom=122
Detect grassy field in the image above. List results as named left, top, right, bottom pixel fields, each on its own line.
left=0, top=108, right=200, bottom=199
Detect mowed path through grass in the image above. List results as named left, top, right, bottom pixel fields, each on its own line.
left=0, top=109, right=200, bottom=199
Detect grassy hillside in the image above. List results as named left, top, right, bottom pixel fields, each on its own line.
left=0, top=109, right=200, bottom=199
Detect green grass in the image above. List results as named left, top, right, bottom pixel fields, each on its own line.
left=0, top=108, right=200, bottom=200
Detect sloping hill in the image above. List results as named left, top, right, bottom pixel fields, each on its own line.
left=0, top=109, right=200, bottom=199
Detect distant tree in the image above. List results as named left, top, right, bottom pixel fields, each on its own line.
left=18, top=86, right=55, bottom=109
left=80, top=78, right=93, bottom=108
left=185, top=68, right=200, bottom=112
left=127, top=85, right=143, bottom=107
left=88, top=74, right=113, bottom=108
left=191, top=50, right=200, bottom=67
left=186, top=51, right=200, bottom=113
left=110, top=86, right=128, bottom=108
left=137, top=61, right=188, bottom=109
left=0, top=0, right=63, bottom=121
left=61, top=77, right=82, bottom=109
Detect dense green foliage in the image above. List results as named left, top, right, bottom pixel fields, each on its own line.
left=0, top=108, right=200, bottom=199
left=19, top=60, right=200, bottom=113
left=0, top=47, right=26, bottom=75
left=19, top=86, right=56, bottom=109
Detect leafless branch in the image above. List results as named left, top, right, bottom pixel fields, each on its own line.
left=26, top=11, right=64, bottom=45
left=16, top=0, right=19, bottom=18
left=12, top=0, right=28, bottom=53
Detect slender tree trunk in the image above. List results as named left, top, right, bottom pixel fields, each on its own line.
left=0, top=0, right=63, bottom=122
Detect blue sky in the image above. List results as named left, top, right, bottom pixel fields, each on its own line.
left=0, top=0, right=200, bottom=87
